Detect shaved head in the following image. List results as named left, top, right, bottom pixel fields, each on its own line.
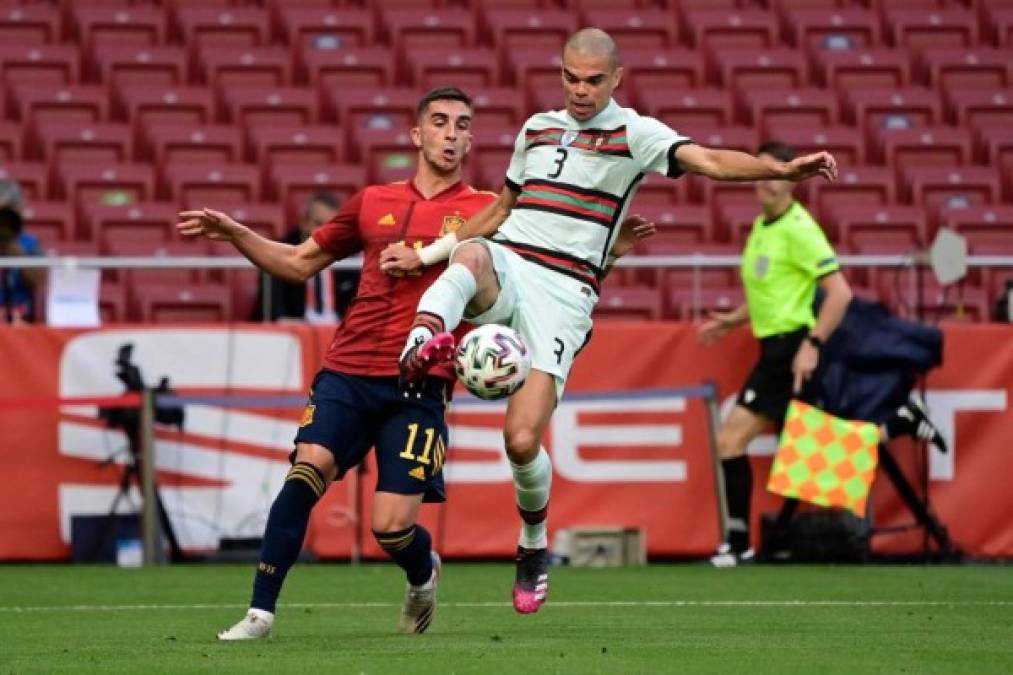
left=563, top=28, right=620, bottom=71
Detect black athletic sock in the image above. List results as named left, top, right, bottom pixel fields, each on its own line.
left=250, top=462, right=326, bottom=613
left=374, top=525, right=434, bottom=586
left=721, top=456, right=753, bottom=553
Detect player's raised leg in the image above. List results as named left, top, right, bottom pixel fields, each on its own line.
left=218, top=444, right=335, bottom=640
left=503, top=370, right=557, bottom=613
left=400, top=242, right=500, bottom=386
left=371, top=491, right=440, bottom=634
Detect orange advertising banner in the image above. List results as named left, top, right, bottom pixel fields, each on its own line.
left=0, top=322, right=1010, bottom=561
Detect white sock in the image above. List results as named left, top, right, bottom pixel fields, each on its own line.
left=248, top=608, right=274, bottom=622
left=511, top=447, right=552, bottom=550
left=401, top=263, right=477, bottom=360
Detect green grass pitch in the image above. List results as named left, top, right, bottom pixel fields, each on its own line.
left=2, top=563, right=1012, bottom=674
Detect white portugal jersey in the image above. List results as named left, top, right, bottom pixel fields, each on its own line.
left=496, top=98, right=692, bottom=292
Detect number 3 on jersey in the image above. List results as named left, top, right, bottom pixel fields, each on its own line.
left=548, top=148, right=568, bottom=179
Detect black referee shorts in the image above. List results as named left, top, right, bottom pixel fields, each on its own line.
left=736, top=327, right=822, bottom=430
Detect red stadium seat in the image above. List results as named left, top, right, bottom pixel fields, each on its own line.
left=818, top=48, right=912, bottom=92
left=876, top=126, right=973, bottom=172
left=885, top=9, right=978, bottom=49
left=0, top=162, right=48, bottom=200
left=22, top=201, right=75, bottom=244
left=146, top=123, right=243, bottom=167
left=58, top=162, right=155, bottom=207
left=716, top=201, right=765, bottom=245
left=684, top=10, right=779, bottom=51
left=90, top=45, right=188, bottom=89
left=947, top=88, right=1013, bottom=130
left=633, top=173, right=690, bottom=207
left=0, top=123, right=23, bottom=161
left=213, top=203, right=287, bottom=243
left=42, top=240, right=99, bottom=258
left=988, top=7, right=1013, bottom=47
left=763, top=125, right=866, bottom=165
left=621, top=50, right=707, bottom=103
left=99, top=280, right=128, bottom=323
left=974, top=122, right=1013, bottom=200
left=250, top=124, right=343, bottom=169
left=269, top=164, right=366, bottom=223
left=302, top=47, right=394, bottom=91
left=330, top=88, right=420, bottom=154
left=903, top=166, right=1001, bottom=212
left=784, top=9, right=882, bottom=52
left=164, top=162, right=260, bottom=206
left=198, top=46, right=293, bottom=89
left=385, top=9, right=476, bottom=53
left=279, top=8, right=374, bottom=53
left=87, top=202, right=179, bottom=248
left=134, top=284, right=233, bottom=323
left=713, top=50, right=809, bottom=93
left=830, top=204, right=929, bottom=251
left=846, top=87, right=942, bottom=138
left=36, top=122, right=132, bottom=168
left=633, top=203, right=715, bottom=244
left=679, top=125, right=758, bottom=155
left=919, top=48, right=1013, bottom=91
left=117, top=86, right=216, bottom=149
left=580, top=9, right=680, bottom=53
left=509, top=47, right=564, bottom=102
left=73, top=6, right=165, bottom=50
left=405, top=47, right=499, bottom=90
left=484, top=10, right=578, bottom=57
left=470, top=124, right=519, bottom=183
left=665, top=287, right=745, bottom=321
left=640, top=88, right=734, bottom=129
left=175, top=7, right=270, bottom=51
left=15, top=85, right=108, bottom=127
left=742, top=88, right=839, bottom=132
left=809, top=165, right=896, bottom=222
left=359, top=128, right=427, bottom=185
left=103, top=240, right=210, bottom=287
left=469, top=88, right=526, bottom=127
left=0, top=5, right=61, bottom=44
left=223, top=86, right=319, bottom=130
left=0, top=45, right=79, bottom=86
left=594, top=286, right=663, bottom=321
left=939, top=205, right=1013, bottom=254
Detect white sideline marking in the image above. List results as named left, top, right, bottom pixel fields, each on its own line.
left=1, top=600, right=1011, bottom=613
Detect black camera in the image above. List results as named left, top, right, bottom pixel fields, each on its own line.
left=98, top=343, right=184, bottom=437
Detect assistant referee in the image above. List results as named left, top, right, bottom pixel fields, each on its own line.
left=698, top=141, right=853, bottom=567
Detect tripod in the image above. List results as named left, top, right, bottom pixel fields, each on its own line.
left=92, top=417, right=185, bottom=563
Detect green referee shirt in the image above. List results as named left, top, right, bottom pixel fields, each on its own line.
left=740, top=201, right=839, bottom=338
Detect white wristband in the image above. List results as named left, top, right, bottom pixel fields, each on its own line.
left=417, top=232, right=459, bottom=266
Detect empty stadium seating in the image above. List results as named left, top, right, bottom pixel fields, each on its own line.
left=0, top=0, right=1008, bottom=323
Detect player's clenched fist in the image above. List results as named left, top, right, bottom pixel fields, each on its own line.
left=177, top=208, right=242, bottom=242
left=379, top=242, right=423, bottom=277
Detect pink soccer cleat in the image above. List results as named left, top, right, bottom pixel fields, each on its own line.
left=512, top=546, right=549, bottom=614
left=399, top=332, right=456, bottom=392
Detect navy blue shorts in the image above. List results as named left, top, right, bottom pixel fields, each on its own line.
left=293, top=370, right=451, bottom=502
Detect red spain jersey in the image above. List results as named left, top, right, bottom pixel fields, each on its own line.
left=312, top=180, right=495, bottom=379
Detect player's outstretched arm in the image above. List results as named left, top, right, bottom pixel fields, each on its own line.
left=674, top=145, right=838, bottom=183
left=379, top=187, right=519, bottom=276
left=177, top=208, right=335, bottom=283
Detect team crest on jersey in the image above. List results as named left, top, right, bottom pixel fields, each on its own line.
left=560, top=130, right=580, bottom=147
left=300, top=404, right=316, bottom=427
left=441, top=213, right=466, bottom=235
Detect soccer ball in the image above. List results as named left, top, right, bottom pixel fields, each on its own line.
left=454, top=324, right=531, bottom=400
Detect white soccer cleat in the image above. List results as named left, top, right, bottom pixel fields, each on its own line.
left=709, top=542, right=756, bottom=568
left=400, top=552, right=441, bottom=634
left=217, top=609, right=274, bottom=641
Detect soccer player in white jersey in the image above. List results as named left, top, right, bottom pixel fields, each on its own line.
left=380, top=28, right=838, bottom=614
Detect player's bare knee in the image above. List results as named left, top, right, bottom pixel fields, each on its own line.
left=371, top=511, right=415, bottom=534
left=503, top=427, right=540, bottom=464
left=716, top=427, right=748, bottom=460
left=449, top=241, right=489, bottom=277
left=292, top=443, right=337, bottom=482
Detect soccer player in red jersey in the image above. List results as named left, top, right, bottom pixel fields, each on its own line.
left=177, top=87, right=495, bottom=638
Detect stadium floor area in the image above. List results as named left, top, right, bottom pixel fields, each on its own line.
left=2, top=563, right=1011, bottom=674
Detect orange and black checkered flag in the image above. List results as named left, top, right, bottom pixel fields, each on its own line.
left=767, top=400, right=881, bottom=517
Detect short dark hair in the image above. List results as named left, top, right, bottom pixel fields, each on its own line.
left=415, top=86, right=472, bottom=121
left=307, top=192, right=339, bottom=210
left=756, top=141, right=795, bottom=162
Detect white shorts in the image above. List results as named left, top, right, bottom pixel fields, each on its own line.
left=458, top=239, right=596, bottom=400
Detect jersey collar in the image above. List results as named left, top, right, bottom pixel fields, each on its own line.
left=567, top=98, right=622, bottom=128
left=407, top=178, right=466, bottom=202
